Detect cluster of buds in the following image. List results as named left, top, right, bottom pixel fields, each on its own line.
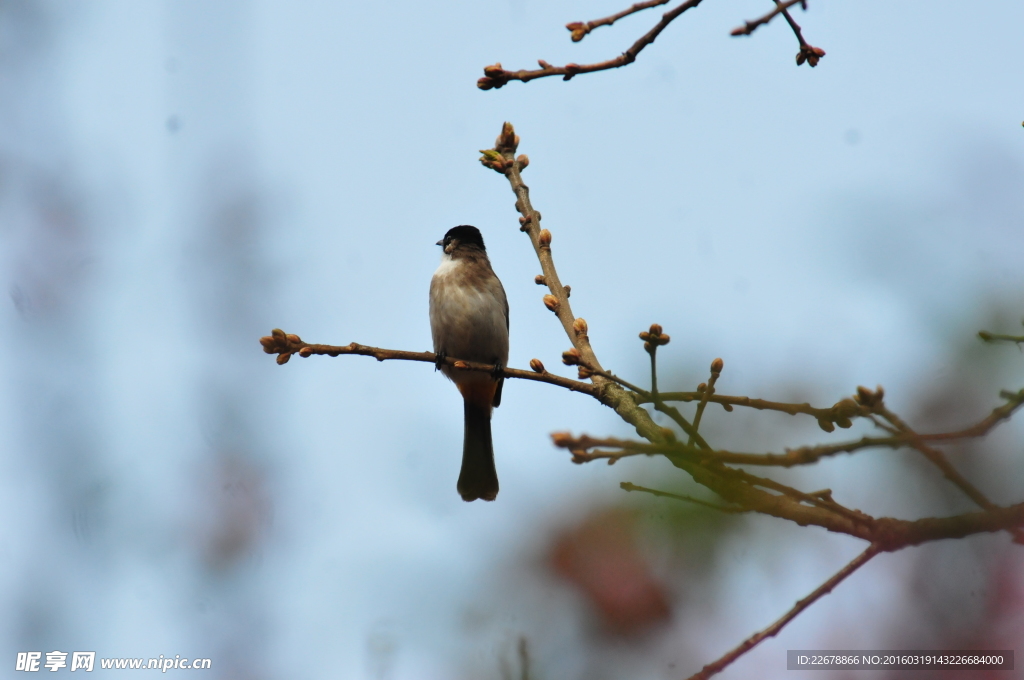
left=259, top=328, right=304, bottom=365
left=543, top=294, right=560, bottom=313
left=479, top=148, right=512, bottom=174
left=639, top=324, right=670, bottom=354
left=477, top=64, right=511, bottom=90
left=797, top=44, right=826, bottom=67
left=817, top=398, right=861, bottom=432
left=573, top=317, right=588, bottom=339
left=565, top=21, right=592, bottom=42
left=854, top=385, right=885, bottom=408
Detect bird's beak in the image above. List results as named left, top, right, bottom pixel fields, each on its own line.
left=436, top=240, right=444, bottom=246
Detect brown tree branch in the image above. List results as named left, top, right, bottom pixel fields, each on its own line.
left=636, top=390, right=872, bottom=431
left=690, top=357, right=723, bottom=441
left=620, top=481, right=748, bottom=513
left=673, top=448, right=1024, bottom=547
left=914, top=388, right=1024, bottom=440
left=477, top=0, right=704, bottom=90
left=731, top=0, right=826, bottom=66
left=730, top=0, right=805, bottom=37
left=979, top=327, right=1024, bottom=345
left=482, top=124, right=670, bottom=444
left=258, top=329, right=598, bottom=396
left=772, top=0, right=827, bottom=66
left=686, top=544, right=881, bottom=680
left=556, top=386, right=1024, bottom=468
left=874, top=405, right=1024, bottom=544
left=565, top=0, right=671, bottom=43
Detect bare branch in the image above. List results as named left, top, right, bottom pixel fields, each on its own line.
left=730, top=0, right=805, bottom=37
left=637, top=390, right=871, bottom=431
left=730, top=0, right=825, bottom=66
left=915, top=388, right=1024, bottom=440
left=686, top=544, right=881, bottom=680
left=620, top=481, right=748, bottom=513
left=772, top=0, right=827, bottom=66
left=653, top=399, right=712, bottom=450
left=555, top=433, right=1024, bottom=545
left=875, top=404, right=1024, bottom=544
left=565, top=0, right=671, bottom=42
left=690, top=357, right=723, bottom=443
left=258, top=328, right=598, bottom=396
left=482, top=123, right=670, bottom=443
left=555, top=386, right=1024, bottom=468
left=477, top=0, right=704, bottom=90
left=979, top=328, right=1024, bottom=345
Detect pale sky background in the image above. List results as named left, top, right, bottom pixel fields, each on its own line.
left=1, top=1, right=1023, bottom=678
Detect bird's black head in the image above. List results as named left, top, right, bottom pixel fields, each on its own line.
left=437, top=225, right=486, bottom=253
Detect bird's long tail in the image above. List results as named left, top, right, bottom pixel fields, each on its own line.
left=458, top=398, right=499, bottom=502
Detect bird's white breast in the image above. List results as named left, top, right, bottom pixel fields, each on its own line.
left=433, top=253, right=461, bottom=279
left=429, top=253, right=509, bottom=371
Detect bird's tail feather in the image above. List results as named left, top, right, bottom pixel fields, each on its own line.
left=458, top=399, right=498, bottom=502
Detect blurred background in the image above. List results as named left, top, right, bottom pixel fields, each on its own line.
left=1, top=0, right=1022, bottom=678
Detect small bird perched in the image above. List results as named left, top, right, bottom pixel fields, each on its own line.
left=429, top=225, right=509, bottom=502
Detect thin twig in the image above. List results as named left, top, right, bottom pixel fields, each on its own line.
left=478, top=0, right=704, bottom=90
left=484, top=123, right=670, bottom=444
left=686, top=544, right=882, bottom=680
left=730, top=0, right=805, bottom=37
left=875, top=405, right=1024, bottom=544
left=724, top=464, right=869, bottom=523
left=689, top=359, right=723, bottom=445
left=585, top=365, right=651, bottom=398
left=258, top=329, right=598, bottom=396
left=565, top=0, right=671, bottom=42
left=913, top=388, right=1024, bottom=440
left=620, top=481, right=748, bottom=513
left=655, top=400, right=712, bottom=450
left=979, top=329, right=1024, bottom=345
left=557, top=433, right=934, bottom=469
left=557, top=395, right=1024, bottom=473
left=637, top=391, right=870, bottom=427
left=772, top=0, right=827, bottom=66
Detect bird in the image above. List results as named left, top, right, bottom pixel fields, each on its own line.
left=429, top=225, right=509, bottom=502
